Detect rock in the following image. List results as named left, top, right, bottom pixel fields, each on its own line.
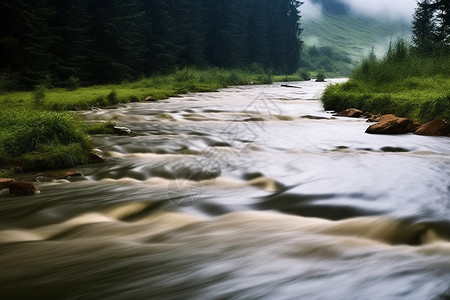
left=333, top=108, right=364, bottom=118
left=113, top=126, right=132, bottom=135
left=366, top=114, right=420, bottom=134
left=144, top=96, right=157, bottom=102
left=89, top=152, right=105, bottom=164
left=9, top=182, right=40, bottom=196
left=367, top=115, right=381, bottom=123
left=34, top=175, right=56, bottom=183
left=334, top=108, right=364, bottom=118
left=414, top=119, right=450, bottom=136
left=59, top=170, right=84, bottom=179
left=0, top=178, right=16, bottom=190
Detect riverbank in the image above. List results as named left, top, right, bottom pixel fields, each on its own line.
left=322, top=76, right=450, bottom=123
left=0, top=68, right=304, bottom=177
left=321, top=41, right=450, bottom=124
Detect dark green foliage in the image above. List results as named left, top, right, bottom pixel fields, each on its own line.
left=316, top=72, right=326, bottom=82
left=412, top=0, right=450, bottom=54
left=107, top=90, right=119, bottom=105
left=66, top=76, right=81, bottom=91
left=299, top=45, right=353, bottom=77
left=0, top=0, right=303, bottom=89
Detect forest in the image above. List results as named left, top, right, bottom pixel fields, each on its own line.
left=0, top=0, right=302, bottom=90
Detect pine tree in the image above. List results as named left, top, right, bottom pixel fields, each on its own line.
left=412, top=0, right=449, bottom=54
left=430, top=0, right=449, bottom=50
left=0, top=0, right=54, bottom=89
left=412, top=0, right=438, bottom=54
left=48, top=0, right=91, bottom=86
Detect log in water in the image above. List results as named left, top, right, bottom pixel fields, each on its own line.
left=1, top=80, right=449, bottom=299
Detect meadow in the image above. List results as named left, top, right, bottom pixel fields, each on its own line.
left=322, top=40, right=450, bottom=122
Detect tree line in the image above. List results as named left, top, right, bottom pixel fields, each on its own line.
left=0, top=0, right=303, bottom=90
left=412, top=0, right=449, bottom=54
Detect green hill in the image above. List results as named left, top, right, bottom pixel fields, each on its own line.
left=300, top=0, right=411, bottom=76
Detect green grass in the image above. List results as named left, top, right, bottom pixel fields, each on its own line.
left=322, top=40, right=450, bottom=122
left=0, top=67, right=301, bottom=176
left=0, top=108, right=92, bottom=175
left=0, top=68, right=279, bottom=111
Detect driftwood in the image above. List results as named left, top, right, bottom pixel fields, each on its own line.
left=281, top=84, right=302, bottom=89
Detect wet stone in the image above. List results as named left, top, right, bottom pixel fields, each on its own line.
left=9, top=182, right=40, bottom=196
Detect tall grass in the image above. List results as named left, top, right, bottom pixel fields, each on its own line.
left=0, top=107, right=92, bottom=173
left=322, top=39, right=450, bottom=122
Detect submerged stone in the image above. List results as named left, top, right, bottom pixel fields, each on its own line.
left=9, top=182, right=40, bottom=196
left=89, top=152, right=106, bottom=164
left=114, top=126, right=132, bottom=135
left=0, top=178, right=16, bottom=190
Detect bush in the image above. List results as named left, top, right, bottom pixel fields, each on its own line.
left=107, top=90, right=119, bottom=105
left=66, top=76, right=80, bottom=91
left=33, top=84, right=46, bottom=108
left=316, top=72, right=326, bottom=82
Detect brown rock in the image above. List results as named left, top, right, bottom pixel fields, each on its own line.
left=9, top=182, right=40, bottom=196
left=89, top=152, right=105, bottom=164
left=414, top=119, right=450, bottom=136
left=336, top=108, right=364, bottom=118
left=0, top=178, right=16, bottom=190
left=366, top=114, right=420, bottom=134
left=59, top=170, right=84, bottom=179
left=367, top=115, right=381, bottom=123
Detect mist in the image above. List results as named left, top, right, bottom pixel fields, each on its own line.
left=341, top=0, right=416, bottom=23
left=301, top=0, right=323, bottom=20
left=302, top=0, right=416, bottom=23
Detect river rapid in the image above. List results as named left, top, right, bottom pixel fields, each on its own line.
left=1, top=80, right=449, bottom=299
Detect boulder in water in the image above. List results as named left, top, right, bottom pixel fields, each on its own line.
left=414, top=119, right=449, bottom=136
left=366, top=114, right=420, bottom=134
left=89, top=152, right=105, bottom=163
left=366, top=114, right=381, bottom=123
left=114, top=126, right=132, bottom=135
left=9, top=182, right=40, bottom=196
left=335, top=108, right=364, bottom=118
left=0, top=178, right=16, bottom=190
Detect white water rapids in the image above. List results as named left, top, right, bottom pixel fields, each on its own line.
left=1, top=80, right=449, bottom=299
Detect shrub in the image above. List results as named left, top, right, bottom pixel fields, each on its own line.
left=33, top=84, right=46, bottom=108
left=66, top=76, right=80, bottom=91
left=107, top=90, right=119, bottom=105
left=316, top=72, right=326, bottom=82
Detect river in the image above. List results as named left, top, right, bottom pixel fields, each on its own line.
left=1, top=80, right=449, bottom=299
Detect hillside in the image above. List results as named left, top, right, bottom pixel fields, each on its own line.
left=301, top=0, right=411, bottom=74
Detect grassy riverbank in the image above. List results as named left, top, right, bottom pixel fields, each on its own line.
left=0, top=68, right=304, bottom=177
left=322, top=40, right=450, bottom=122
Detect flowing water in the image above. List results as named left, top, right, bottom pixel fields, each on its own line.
left=1, top=80, right=449, bottom=299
